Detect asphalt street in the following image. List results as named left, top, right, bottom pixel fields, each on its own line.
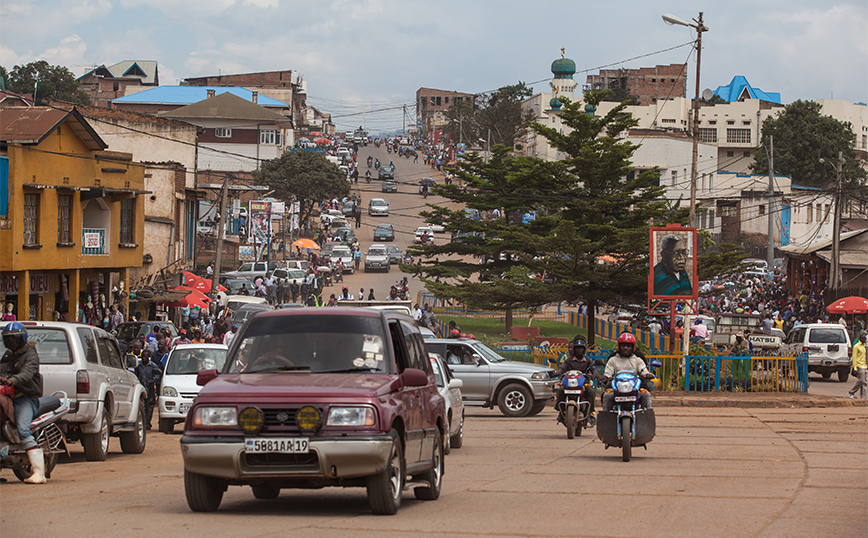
left=2, top=402, right=865, bottom=538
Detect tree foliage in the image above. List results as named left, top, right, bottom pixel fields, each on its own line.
left=413, top=91, right=693, bottom=341
left=1, top=61, right=91, bottom=105
left=442, top=82, right=535, bottom=148
left=751, top=100, right=866, bottom=188
left=253, top=150, right=349, bottom=229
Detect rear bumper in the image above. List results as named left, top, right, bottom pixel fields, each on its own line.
left=180, top=434, right=393, bottom=480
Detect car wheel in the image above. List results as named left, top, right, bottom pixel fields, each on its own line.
left=527, top=400, right=548, bottom=416
left=821, top=371, right=832, bottom=379
left=82, top=405, right=111, bottom=461
left=838, top=368, right=850, bottom=382
left=159, top=418, right=174, bottom=434
left=120, top=401, right=147, bottom=454
left=450, top=410, right=464, bottom=449
left=366, top=429, right=404, bottom=515
left=251, top=483, right=281, bottom=499
left=497, top=383, right=533, bottom=417
left=185, top=469, right=226, bottom=512
left=414, top=428, right=443, bottom=501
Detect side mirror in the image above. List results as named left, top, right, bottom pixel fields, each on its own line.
left=197, top=369, right=219, bottom=386
left=651, top=360, right=663, bottom=368
left=401, top=367, right=429, bottom=387
left=124, top=354, right=137, bottom=369
left=448, top=378, right=463, bottom=390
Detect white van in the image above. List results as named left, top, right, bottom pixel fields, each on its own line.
left=781, top=323, right=852, bottom=381
left=158, top=344, right=228, bottom=433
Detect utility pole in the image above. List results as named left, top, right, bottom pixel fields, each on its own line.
left=688, top=12, right=706, bottom=228
left=402, top=104, right=406, bottom=137
left=766, top=135, right=775, bottom=271
left=210, top=174, right=232, bottom=296
left=831, top=151, right=844, bottom=289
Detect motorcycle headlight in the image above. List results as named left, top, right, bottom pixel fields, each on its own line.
left=617, top=380, right=635, bottom=393
left=192, top=407, right=237, bottom=427
left=162, top=386, right=178, bottom=398
left=326, top=406, right=376, bottom=427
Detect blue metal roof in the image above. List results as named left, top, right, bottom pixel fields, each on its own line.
left=713, top=76, right=781, bottom=104
left=112, top=86, right=289, bottom=107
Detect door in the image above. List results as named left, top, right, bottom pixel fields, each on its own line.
left=97, top=333, right=131, bottom=422
left=389, top=321, right=423, bottom=464
left=445, top=343, right=491, bottom=403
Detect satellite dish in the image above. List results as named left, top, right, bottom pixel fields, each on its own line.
left=702, top=89, right=714, bottom=101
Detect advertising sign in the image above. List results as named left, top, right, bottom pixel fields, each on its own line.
left=239, top=245, right=254, bottom=261
left=83, top=232, right=101, bottom=249
left=648, top=225, right=698, bottom=304
left=248, top=200, right=272, bottom=245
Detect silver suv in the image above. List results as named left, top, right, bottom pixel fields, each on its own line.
left=782, top=323, right=852, bottom=382
left=424, top=338, right=556, bottom=417
left=0, top=322, right=148, bottom=460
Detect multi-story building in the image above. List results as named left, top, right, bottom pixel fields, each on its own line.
left=586, top=64, right=687, bottom=106
left=415, top=87, right=476, bottom=140
left=76, top=60, right=159, bottom=108
left=0, top=107, right=144, bottom=321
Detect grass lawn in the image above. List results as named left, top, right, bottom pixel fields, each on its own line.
left=440, top=315, right=617, bottom=349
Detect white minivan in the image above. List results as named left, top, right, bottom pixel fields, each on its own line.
left=782, top=323, right=852, bottom=382
left=158, top=343, right=228, bottom=433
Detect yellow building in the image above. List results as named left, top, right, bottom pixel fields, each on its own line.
left=0, top=107, right=144, bottom=322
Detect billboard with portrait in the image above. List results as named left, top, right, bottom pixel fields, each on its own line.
left=648, top=225, right=698, bottom=304
left=248, top=200, right=272, bottom=245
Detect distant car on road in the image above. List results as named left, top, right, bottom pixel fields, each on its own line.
left=373, top=224, right=394, bottom=241
left=368, top=198, right=389, bottom=216
left=381, top=179, right=397, bottom=193
left=365, top=244, right=391, bottom=272
left=378, top=167, right=394, bottom=180
left=159, top=344, right=229, bottom=433
left=415, top=226, right=433, bottom=244
left=386, top=244, right=402, bottom=264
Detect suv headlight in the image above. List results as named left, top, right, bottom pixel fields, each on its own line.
left=162, top=386, right=178, bottom=398
left=326, top=407, right=376, bottom=427
left=192, top=407, right=237, bottom=426
left=532, top=371, right=551, bottom=380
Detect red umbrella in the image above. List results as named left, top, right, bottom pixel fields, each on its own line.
left=309, top=131, right=324, bottom=138
left=163, top=286, right=212, bottom=310
left=314, top=137, right=332, bottom=145
left=182, top=271, right=226, bottom=292
left=826, top=296, right=868, bottom=315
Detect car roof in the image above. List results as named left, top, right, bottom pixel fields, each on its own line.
left=170, top=343, right=228, bottom=351
left=376, top=223, right=393, bottom=228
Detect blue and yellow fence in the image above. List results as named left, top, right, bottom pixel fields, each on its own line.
left=569, top=311, right=675, bottom=350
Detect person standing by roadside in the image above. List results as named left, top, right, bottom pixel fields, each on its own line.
left=134, top=347, right=161, bottom=430
left=848, top=331, right=866, bottom=399
left=108, top=304, right=124, bottom=332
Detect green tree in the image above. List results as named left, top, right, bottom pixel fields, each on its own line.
left=751, top=100, right=866, bottom=188
left=441, top=82, right=534, bottom=148
left=2, top=61, right=91, bottom=105
left=253, top=150, right=349, bottom=233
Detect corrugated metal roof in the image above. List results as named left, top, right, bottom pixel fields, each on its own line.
left=814, top=250, right=868, bottom=268
left=112, top=86, right=288, bottom=107
left=713, top=76, right=781, bottom=105
left=780, top=229, right=868, bottom=255
left=159, top=92, right=291, bottom=125
left=0, top=107, right=107, bottom=151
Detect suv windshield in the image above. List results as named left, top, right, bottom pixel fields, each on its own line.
left=166, top=347, right=228, bottom=375
left=116, top=323, right=144, bottom=342
left=472, top=342, right=506, bottom=362
left=808, top=328, right=847, bottom=344
left=0, top=328, right=71, bottom=364
left=227, top=315, right=390, bottom=374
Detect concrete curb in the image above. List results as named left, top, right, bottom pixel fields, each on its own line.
left=655, top=392, right=868, bottom=408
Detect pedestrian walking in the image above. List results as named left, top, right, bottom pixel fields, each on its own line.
left=848, top=331, right=867, bottom=399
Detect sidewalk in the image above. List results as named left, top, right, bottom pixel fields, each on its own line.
left=656, top=391, right=868, bottom=408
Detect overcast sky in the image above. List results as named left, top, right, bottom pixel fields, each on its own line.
left=2, top=0, right=866, bottom=134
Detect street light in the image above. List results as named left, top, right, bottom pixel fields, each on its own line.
left=663, top=12, right=708, bottom=229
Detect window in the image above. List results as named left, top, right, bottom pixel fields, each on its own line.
left=698, top=128, right=717, bottom=143
left=720, top=205, right=737, bottom=217
left=759, top=205, right=766, bottom=215
left=671, top=170, right=677, bottom=186
left=436, top=96, right=441, bottom=106
left=661, top=118, right=676, bottom=124
left=727, top=120, right=735, bottom=125
left=743, top=120, right=751, bottom=125
left=76, top=327, right=99, bottom=364
left=215, top=128, right=232, bottom=138
left=260, top=129, right=281, bottom=145
left=727, top=151, right=735, bottom=157
left=23, top=193, right=39, bottom=245
left=97, top=336, right=122, bottom=369
left=807, top=204, right=813, bottom=223
left=818, top=204, right=823, bottom=222
left=445, top=96, right=449, bottom=104
left=744, top=151, right=751, bottom=157
left=57, top=193, right=72, bottom=244
left=709, top=120, right=717, bottom=125
left=709, top=209, right=715, bottom=226
left=120, top=198, right=134, bottom=244
left=726, top=128, right=751, bottom=144
left=825, top=204, right=830, bottom=222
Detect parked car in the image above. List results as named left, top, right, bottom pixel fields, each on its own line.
left=386, top=244, right=402, bottom=264
left=0, top=322, right=148, bottom=461
left=382, top=180, right=397, bottom=193
left=158, top=344, right=229, bottom=433
left=341, top=200, right=355, bottom=217
left=321, top=209, right=344, bottom=226
left=181, top=308, right=446, bottom=515
left=781, top=323, right=852, bottom=381
left=378, top=166, right=394, bottom=180
left=224, top=279, right=256, bottom=296
left=365, top=244, right=391, bottom=272
left=373, top=224, right=395, bottom=242
left=330, top=246, right=355, bottom=274
left=233, top=303, right=274, bottom=327
left=116, top=321, right=178, bottom=351
left=222, top=261, right=279, bottom=280
left=271, top=268, right=306, bottom=283
left=429, top=353, right=464, bottom=453
left=331, top=227, right=355, bottom=245
left=368, top=198, right=389, bottom=216
left=424, top=337, right=556, bottom=417
left=282, top=260, right=310, bottom=272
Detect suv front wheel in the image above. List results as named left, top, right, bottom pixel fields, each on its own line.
left=366, top=429, right=405, bottom=515
left=497, top=383, right=533, bottom=417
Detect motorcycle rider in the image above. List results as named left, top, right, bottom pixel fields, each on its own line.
left=601, top=333, right=653, bottom=412
left=0, top=322, right=47, bottom=483
left=365, top=170, right=372, bottom=182
left=554, top=337, right=597, bottom=426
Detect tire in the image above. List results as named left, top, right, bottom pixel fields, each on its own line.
left=13, top=451, right=57, bottom=482
left=821, top=371, right=832, bottom=379
left=838, top=369, right=850, bottom=382
left=527, top=400, right=547, bottom=416
left=159, top=418, right=174, bottom=434
left=566, top=406, right=576, bottom=439
left=450, top=411, right=464, bottom=450
left=251, top=483, right=281, bottom=499
left=367, top=429, right=404, bottom=515
left=621, top=416, right=632, bottom=462
left=497, top=383, right=533, bottom=417
left=414, top=429, right=443, bottom=501
left=82, top=405, right=111, bottom=461
left=185, top=469, right=225, bottom=512
left=120, top=401, right=147, bottom=454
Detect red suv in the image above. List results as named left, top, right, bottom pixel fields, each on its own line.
left=181, top=308, right=446, bottom=515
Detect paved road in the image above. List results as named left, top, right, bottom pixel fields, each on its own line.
left=2, top=402, right=865, bottom=537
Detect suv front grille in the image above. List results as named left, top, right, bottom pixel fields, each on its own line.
left=243, top=452, right=319, bottom=470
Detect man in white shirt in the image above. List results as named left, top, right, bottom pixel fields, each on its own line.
left=337, top=286, right=354, bottom=301
left=223, top=324, right=239, bottom=347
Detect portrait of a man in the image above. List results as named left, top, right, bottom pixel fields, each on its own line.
left=653, top=234, right=692, bottom=296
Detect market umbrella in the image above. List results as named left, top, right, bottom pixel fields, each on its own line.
left=309, top=131, right=324, bottom=138
left=162, top=286, right=212, bottom=310
left=826, top=296, right=868, bottom=315
left=182, top=271, right=226, bottom=292
left=293, top=238, right=320, bottom=250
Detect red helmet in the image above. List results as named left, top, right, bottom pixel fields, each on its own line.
left=617, top=332, right=637, bottom=346
left=451, top=329, right=460, bottom=335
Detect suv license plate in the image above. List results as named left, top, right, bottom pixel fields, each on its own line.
left=245, top=438, right=309, bottom=454
left=615, top=396, right=636, bottom=402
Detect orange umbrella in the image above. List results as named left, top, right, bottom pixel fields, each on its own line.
left=183, top=271, right=226, bottom=292
left=309, top=131, right=324, bottom=138
left=163, top=286, right=212, bottom=310
left=293, top=238, right=320, bottom=250
left=826, top=296, right=868, bottom=314
left=314, top=137, right=332, bottom=145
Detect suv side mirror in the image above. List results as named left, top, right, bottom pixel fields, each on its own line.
left=448, top=378, right=463, bottom=390
left=197, top=369, right=219, bottom=386
left=124, top=354, right=137, bottom=369
left=401, top=368, right=429, bottom=387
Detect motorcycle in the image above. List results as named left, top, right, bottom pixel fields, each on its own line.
left=1, top=387, right=70, bottom=482
left=596, top=359, right=661, bottom=462
left=556, top=370, right=592, bottom=439
left=367, top=157, right=373, bottom=168
left=395, top=279, right=409, bottom=300
left=375, top=160, right=381, bottom=170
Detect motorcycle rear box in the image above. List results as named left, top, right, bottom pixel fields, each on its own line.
left=596, top=409, right=656, bottom=447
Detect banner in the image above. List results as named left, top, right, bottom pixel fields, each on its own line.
left=248, top=200, right=272, bottom=245
left=648, top=225, right=698, bottom=303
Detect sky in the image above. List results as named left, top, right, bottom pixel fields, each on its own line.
left=2, top=0, right=866, bottom=134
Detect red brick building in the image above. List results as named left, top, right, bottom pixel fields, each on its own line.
left=415, top=87, right=476, bottom=137
left=77, top=61, right=159, bottom=108
left=586, top=64, right=687, bottom=105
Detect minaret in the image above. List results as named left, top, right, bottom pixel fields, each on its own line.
left=549, top=47, right=577, bottom=111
